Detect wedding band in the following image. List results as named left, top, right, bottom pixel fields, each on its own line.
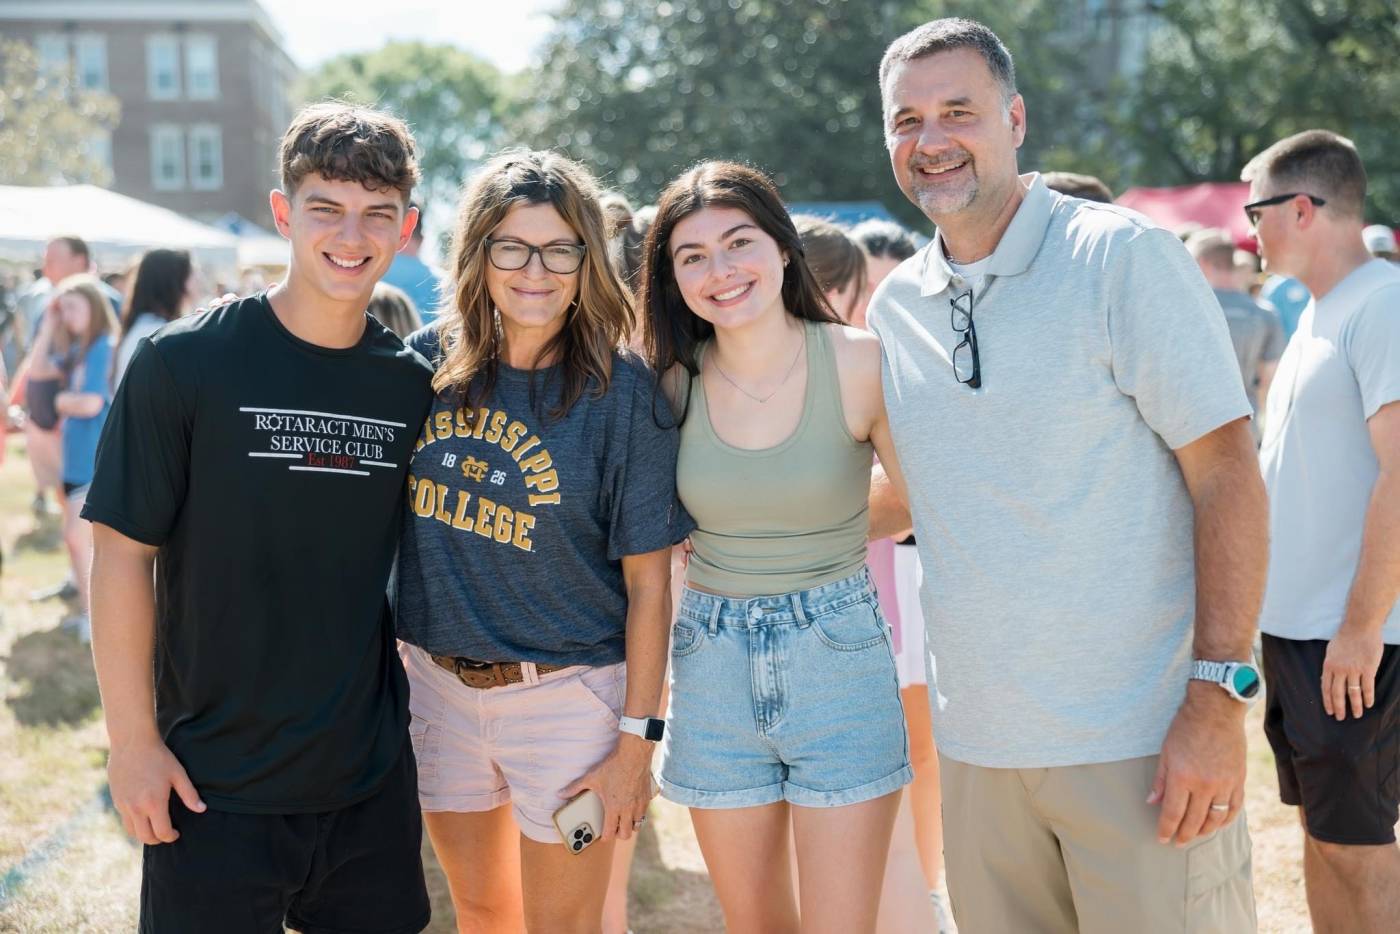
left=632, top=816, right=646, bottom=828
left=1209, top=803, right=1230, bottom=813
left=1348, top=685, right=1362, bottom=692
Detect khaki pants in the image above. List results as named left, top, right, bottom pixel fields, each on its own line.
left=941, top=755, right=1256, bottom=933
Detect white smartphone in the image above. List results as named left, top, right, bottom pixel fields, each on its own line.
left=553, top=790, right=605, bottom=855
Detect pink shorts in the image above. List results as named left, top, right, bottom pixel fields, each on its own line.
left=400, top=643, right=627, bottom=844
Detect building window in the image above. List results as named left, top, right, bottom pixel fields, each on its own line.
left=36, top=34, right=69, bottom=77
left=74, top=35, right=108, bottom=91
left=87, top=132, right=113, bottom=176
left=147, top=35, right=181, bottom=99
left=150, top=125, right=185, bottom=190
left=188, top=126, right=223, bottom=191
left=185, top=35, right=219, bottom=100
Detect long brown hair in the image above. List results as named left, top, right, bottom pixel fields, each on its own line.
left=640, top=161, right=840, bottom=422
left=51, top=273, right=118, bottom=359
left=793, top=214, right=868, bottom=323
left=434, top=149, right=633, bottom=420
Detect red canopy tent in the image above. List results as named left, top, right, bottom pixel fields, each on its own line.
left=1115, top=182, right=1255, bottom=249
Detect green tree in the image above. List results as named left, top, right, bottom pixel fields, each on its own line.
left=0, top=40, right=120, bottom=186
left=1121, top=0, right=1400, bottom=220
left=510, top=0, right=930, bottom=223
left=299, top=41, right=502, bottom=211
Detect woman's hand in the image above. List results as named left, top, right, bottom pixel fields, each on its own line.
left=560, top=734, right=657, bottom=842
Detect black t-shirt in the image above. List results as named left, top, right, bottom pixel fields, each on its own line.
left=81, top=293, right=433, bottom=814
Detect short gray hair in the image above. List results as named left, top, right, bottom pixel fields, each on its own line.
left=1241, top=129, right=1367, bottom=220
left=879, top=18, right=1016, bottom=105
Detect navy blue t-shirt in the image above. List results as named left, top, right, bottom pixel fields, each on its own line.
left=395, top=326, right=693, bottom=667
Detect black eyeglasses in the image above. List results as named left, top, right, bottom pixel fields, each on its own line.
left=483, top=237, right=587, bottom=274
left=1243, top=192, right=1326, bottom=228
left=950, top=289, right=980, bottom=388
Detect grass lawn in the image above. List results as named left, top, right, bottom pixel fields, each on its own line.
left=0, top=434, right=1331, bottom=931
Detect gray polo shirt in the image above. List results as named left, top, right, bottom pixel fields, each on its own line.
left=1259, top=259, right=1400, bottom=644
left=869, top=174, right=1251, bottom=769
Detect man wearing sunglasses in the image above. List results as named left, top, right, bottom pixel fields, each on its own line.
left=867, top=17, right=1267, bottom=933
left=1243, top=129, right=1400, bottom=934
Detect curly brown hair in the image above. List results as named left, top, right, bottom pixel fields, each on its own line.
left=278, top=101, right=420, bottom=201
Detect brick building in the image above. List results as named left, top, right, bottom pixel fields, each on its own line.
left=0, top=0, right=298, bottom=229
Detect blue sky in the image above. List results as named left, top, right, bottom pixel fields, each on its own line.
left=265, top=1, right=559, bottom=73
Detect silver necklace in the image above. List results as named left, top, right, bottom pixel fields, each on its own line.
left=709, top=332, right=805, bottom=404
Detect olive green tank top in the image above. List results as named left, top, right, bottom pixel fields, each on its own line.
left=677, top=319, right=873, bottom=597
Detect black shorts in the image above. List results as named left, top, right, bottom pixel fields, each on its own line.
left=1261, top=633, right=1400, bottom=845
left=26, top=377, right=60, bottom=431
left=139, top=744, right=430, bottom=934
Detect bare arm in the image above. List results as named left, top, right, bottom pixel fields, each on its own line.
left=563, top=546, right=671, bottom=842
left=1323, top=401, right=1400, bottom=719
left=56, top=390, right=105, bottom=418
left=1150, top=417, right=1268, bottom=846
left=869, top=462, right=912, bottom=541
left=91, top=523, right=204, bottom=844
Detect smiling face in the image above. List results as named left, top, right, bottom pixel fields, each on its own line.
left=883, top=48, right=1025, bottom=223
left=669, top=206, right=788, bottom=331
left=485, top=201, right=583, bottom=341
left=270, top=172, right=416, bottom=305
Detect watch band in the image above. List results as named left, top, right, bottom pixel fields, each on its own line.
left=1191, top=659, right=1231, bottom=684
left=619, top=716, right=665, bottom=742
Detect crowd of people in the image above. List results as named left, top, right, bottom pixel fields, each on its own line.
left=2, top=14, right=1396, bottom=934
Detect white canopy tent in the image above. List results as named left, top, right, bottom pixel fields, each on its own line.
left=0, top=184, right=241, bottom=271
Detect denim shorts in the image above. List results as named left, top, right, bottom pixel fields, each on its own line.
left=660, top=570, right=913, bottom=809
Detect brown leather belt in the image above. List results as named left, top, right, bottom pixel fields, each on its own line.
left=430, top=654, right=569, bottom=690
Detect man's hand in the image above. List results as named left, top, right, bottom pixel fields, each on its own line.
left=1322, top=624, right=1384, bottom=720
left=108, top=737, right=205, bottom=845
left=1148, top=685, right=1246, bottom=846
left=561, top=734, right=655, bottom=842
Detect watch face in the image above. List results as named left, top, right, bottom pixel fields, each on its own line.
left=1232, top=666, right=1261, bottom=699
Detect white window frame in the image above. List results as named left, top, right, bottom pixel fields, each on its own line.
left=150, top=125, right=185, bottom=191
left=73, top=34, right=108, bottom=91
left=36, top=33, right=69, bottom=77
left=188, top=125, right=223, bottom=191
left=147, top=35, right=181, bottom=100
left=184, top=34, right=219, bottom=100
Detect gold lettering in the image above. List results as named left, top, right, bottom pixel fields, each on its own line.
left=523, top=468, right=558, bottom=493
left=512, top=435, right=542, bottom=463
left=518, top=449, right=553, bottom=474
left=413, top=476, right=435, bottom=517
left=451, top=489, right=474, bottom=530
left=472, top=407, right=490, bottom=440
left=433, top=483, right=452, bottom=525
left=434, top=410, right=453, bottom=440
left=527, top=493, right=561, bottom=507
left=501, top=420, right=527, bottom=453
left=492, top=504, right=514, bottom=543
left=454, top=407, right=473, bottom=438
left=484, top=410, right=507, bottom=445
left=473, top=496, right=497, bottom=539
left=512, top=512, right=536, bottom=551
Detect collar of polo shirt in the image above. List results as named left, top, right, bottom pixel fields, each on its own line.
left=920, top=172, right=1056, bottom=298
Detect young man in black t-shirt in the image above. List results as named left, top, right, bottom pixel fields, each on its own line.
left=83, top=103, right=435, bottom=934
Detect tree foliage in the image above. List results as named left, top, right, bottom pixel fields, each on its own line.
left=0, top=40, right=120, bottom=187
left=508, top=0, right=929, bottom=223
left=299, top=41, right=502, bottom=211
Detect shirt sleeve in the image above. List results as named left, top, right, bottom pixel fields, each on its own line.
left=1107, top=228, right=1254, bottom=449
left=1261, top=310, right=1286, bottom=364
left=79, top=339, right=192, bottom=546
left=1344, top=285, right=1400, bottom=420
left=603, top=362, right=696, bottom=561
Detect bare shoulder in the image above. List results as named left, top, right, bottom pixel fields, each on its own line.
left=823, top=322, right=883, bottom=378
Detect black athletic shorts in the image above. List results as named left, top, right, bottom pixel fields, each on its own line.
left=25, top=377, right=60, bottom=431
left=139, top=743, right=430, bottom=934
left=1261, top=633, right=1400, bottom=845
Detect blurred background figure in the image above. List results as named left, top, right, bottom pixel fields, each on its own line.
left=1363, top=223, right=1398, bottom=262
left=793, top=214, right=868, bottom=326
left=112, top=249, right=197, bottom=389
left=1186, top=228, right=1285, bottom=438
left=23, top=275, right=118, bottom=641
left=383, top=201, right=447, bottom=323
left=365, top=282, right=424, bottom=340
left=1042, top=170, right=1115, bottom=203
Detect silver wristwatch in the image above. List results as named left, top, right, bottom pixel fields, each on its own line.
left=1190, top=659, right=1262, bottom=704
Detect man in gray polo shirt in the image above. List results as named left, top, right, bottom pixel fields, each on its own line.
left=1245, top=129, right=1400, bottom=933
left=868, top=19, right=1268, bottom=932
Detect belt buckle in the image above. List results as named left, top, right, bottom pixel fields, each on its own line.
left=454, top=659, right=502, bottom=689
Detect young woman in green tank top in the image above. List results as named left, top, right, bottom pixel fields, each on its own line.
left=640, top=161, right=915, bottom=934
